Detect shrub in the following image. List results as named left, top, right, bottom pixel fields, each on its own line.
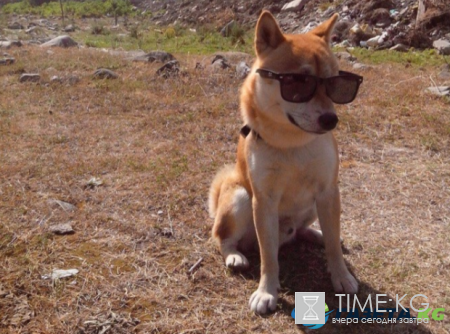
left=165, top=27, right=176, bottom=39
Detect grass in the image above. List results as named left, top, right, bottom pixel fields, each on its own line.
left=344, top=47, right=448, bottom=67
left=1, top=18, right=450, bottom=333
left=74, top=21, right=254, bottom=55
left=1, top=0, right=133, bottom=18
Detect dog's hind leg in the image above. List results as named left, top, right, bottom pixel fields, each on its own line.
left=211, top=186, right=254, bottom=270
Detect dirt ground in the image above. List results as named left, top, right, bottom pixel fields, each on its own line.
left=0, top=44, right=449, bottom=333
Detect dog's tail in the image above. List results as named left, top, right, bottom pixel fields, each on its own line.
left=208, top=164, right=235, bottom=219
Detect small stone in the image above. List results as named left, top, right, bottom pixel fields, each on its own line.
left=156, top=60, right=180, bottom=78
left=334, top=51, right=356, bottom=62
left=433, top=39, right=450, bottom=55
left=281, top=0, right=311, bottom=12
left=85, top=177, right=103, bottom=188
left=389, top=43, right=409, bottom=52
left=19, top=73, right=40, bottom=83
left=8, top=22, right=24, bottom=30
left=64, top=24, right=75, bottom=32
left=0, top=41, right=22, bottom=49
left=211, top=55, right=230, bottom=70
left=353, top=63, right=371, bottom=70
left=93, top=68, right=118, bottom=79
left=426, top=86, right=450, bottom=97
left=132, top=50, right=175, bottom=63
left=0, top=57, right=15, bottom=65
left=48, top=223, right=74, bottom=235
left=40, top=35, right=77, bottom=48
left=236, top=61, right=251, bottom=79
left=42, top=269, right=79, bottom=280
left=50, top=75, right=61, bottom=83
left=48, top=199, right=76, bottom=212
left=26, top=26, right=37, bottom=34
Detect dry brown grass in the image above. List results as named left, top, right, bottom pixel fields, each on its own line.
left=1, top=46, right=450, bottom=334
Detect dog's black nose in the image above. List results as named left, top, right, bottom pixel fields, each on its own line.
left=318, top=113, right=339, bottom=131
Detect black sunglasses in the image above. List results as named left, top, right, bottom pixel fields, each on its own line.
left=256, top=69, right=363, bottom=104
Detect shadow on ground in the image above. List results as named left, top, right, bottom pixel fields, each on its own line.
left=239, top=240, right=433, bottom=334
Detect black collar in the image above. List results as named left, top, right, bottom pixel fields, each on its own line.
left=240, top=125, right=261, bottom=140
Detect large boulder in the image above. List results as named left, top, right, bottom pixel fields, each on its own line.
left=40, top=35, right=78, bottom=48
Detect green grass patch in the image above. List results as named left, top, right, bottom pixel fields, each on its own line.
left=343, top=47, right=447, bottom=67
left=76, top=26, right=254, bottom=54
left=2, top=0, right=133, bottom=18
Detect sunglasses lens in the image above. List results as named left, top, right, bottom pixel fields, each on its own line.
left=281, top=75, right=317, bottom=103
left=326, top=76, right=360, bottom=104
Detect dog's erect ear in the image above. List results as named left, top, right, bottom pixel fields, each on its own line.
left=255, top=11, right=285, bottom=55
left=310, top=13, right=339, bottom=44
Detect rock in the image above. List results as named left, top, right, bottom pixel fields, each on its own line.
left=51, top=75, right=79, bottom=85
left=0, top=41, right=22, bottom=49
left=366, top=32, right=389, bottom=48
left=48, top=223, right=74, bottom=235
left=332, top=20, right=352, bottom=42
left=299, top=21, right=318, bottom=34
left=366, top=35, right=382, bottom=47
left=281, top=0, right=311, bottom=12
left=361, top=0, right=394, bottom=15
left=19, top=73, right=40, bottom=83
left=26, top=26, right=37, bottom=34
left=334, top=51, right=356, bottom=62
left=156, top=60, right=180, bottom=78
left=353, top=63, right=371, bottom=70
left=85, top=177, right=103, bottom=188
left=389, top=43, right=409, bottom=52
left=42, top=269, right=79, bottom=280
left=132, top=50, right=175, bottom=63
left=50, top=75, right=62, bottom=83
left=433, top=39, right=450, bottom=55
left=426, top=86, right=450, bottom=97
left=0, top=57, right=15, bottom=65
left=64, top=24, right=75, bottom=32
left=370, top=8, right=392, bottom=27
left=220, top=20, right=236, bottom=37
left=40, top=35, right=77, bottom=48
left=66, top=75, right=80, bottom=85
left=213, top=51, right=252, bottom=64
left=8, top=22, right=24, bottom=30
left=93, top=68, right=118, bottom=79
left=236, top=61, right=251, bottom=79
left=48, top=199, right=76, bottom=212
left=211, top=55, right=230, bottom=70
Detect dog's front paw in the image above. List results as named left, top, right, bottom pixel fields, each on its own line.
left=331, top=270, right=358, bottom=294
left=249, top=288, right=278, bottom=314
left=225, top=253, right=249, bottom=270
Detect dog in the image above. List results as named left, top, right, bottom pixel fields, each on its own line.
left=208, top=11, right=363, bottom=314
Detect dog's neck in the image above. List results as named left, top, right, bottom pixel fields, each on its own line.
left=241, top=104, right=318, bottom=149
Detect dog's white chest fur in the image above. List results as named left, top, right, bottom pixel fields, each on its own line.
left=248, top=132, right=337, bottom=218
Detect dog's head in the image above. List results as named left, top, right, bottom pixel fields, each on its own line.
left=241, top=11, right=358, bottom=147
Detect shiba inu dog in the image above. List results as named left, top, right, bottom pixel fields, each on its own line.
left=208, top=11, right=363, bottom=314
